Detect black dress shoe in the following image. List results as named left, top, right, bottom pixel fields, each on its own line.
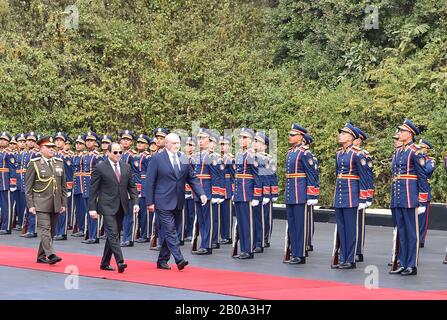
left=100, top=265, right=115, bottom=271
left=253, top=247, right=263, bottom=253
left=71, top=231, right=84, bottom=237
left=184, top=236, right=192, bottom=242
left=289, top=257, right=306, bottom=265
left=117, top=263, right=127, bottom=273
left=13, top=226, right=22, bottom=231
left=307, top=245, right=313, bottom=252
left=339, top=262, right=356, bottom=269
left=193, top=248, right=212, bottom=255
left=212, top=243, right=220, bottom=249
left=419, top=242, right=425, bottom=248
left=443, top=259, right=447, bottom=265
left=356, top=254, right=364, bottom=262
left=179, top=240, right=185, bottom=246
left=36, top=257, right=50, bottom=264
left=238, top=252, right=254, bottom=259
left=47, top=255, right=62, bottom=264
left=157, top=262, right=171, bottom=270
left=331, top=263, right=339, bottom=269
left=177, top=260, right=189, bottom=271
left=0, top=230, right=11, bottom=235
left=120, top=241, right=134, bottom=247
left=220, top=238, right=231, bottom=245
left=264, top=242, right=270, bottom=248
left=401, top=267, right=417, bottom=276
left=82, top=238, right=99, bottom=244
left=22, top=232, right=37, bottom=238
left=389, top=266, right=405, bottom=274
left=135, top=238, right=149, bottom=243
left=54, top=235, right=67, bottom=241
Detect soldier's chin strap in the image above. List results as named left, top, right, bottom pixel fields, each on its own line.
left=32, top=161, right=57, bottom=195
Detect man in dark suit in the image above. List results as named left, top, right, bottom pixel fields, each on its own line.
left=88, top=142, right=139, bottom=273
left=145, top=133, right=206, bottom=271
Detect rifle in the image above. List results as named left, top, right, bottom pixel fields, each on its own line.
left=232, top=220, right=239, bottom=257
left=191, top=212, right=200, bottom=252
left=149, top=213, right=158, bottom=250
left=283, top=222, right=291, bottom=263
left=331, top=224, right=340, bottom=268
left=390, top=227, right=400, bottom=271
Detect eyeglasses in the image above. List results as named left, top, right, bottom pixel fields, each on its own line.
left=112, top=151, right=123, bottom=155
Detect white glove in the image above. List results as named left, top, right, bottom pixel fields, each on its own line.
left=231, top=195, right=234, bottom=201
left=417, top=206, right=426, bottom=215
left=307, top=199, right=318, bottom=206
left=185, top=194, right=192, bottom=199
left=272, top=197, right=278, bottom=202
left=10, top=187, right=17, bottom=192
left=251, top=200, right=260, bottom=207
left=67, top=192, right=72, bottom=198
left=358, top=203, right=367, bottom=210
left=366, top=201, right=372, bottom=208
left=217, top=198, right=224, bottom=204
left=211, top=198, right=219, bottom=204
left=262, top=198, right=270, bottom=205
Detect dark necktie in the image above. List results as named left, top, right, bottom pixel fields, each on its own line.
left=114, top=163, right=121, bottom=182
left=172, top=153, right=180, bottom=177
left=47, top=160, right=53, bottom=172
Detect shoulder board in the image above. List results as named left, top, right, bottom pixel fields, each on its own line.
left=143, top=151, right=150, bottom=155
left=129, top=149, right=137, bottom=154
left=53, top=157, right=63, bottom=162
left=92, top=150, right=100, bottom=155
left=363, top=149, right=370, bottom=155
left=410, top=144, right=420, bottom=152
left=337, top=147, right=343, bottom=151
left=30, top=157, right=41, bottom=162
left=228, top=153, right=234, bottom=158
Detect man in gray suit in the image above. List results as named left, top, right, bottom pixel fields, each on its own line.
left=88, top=142, right=139, bottom=273
left=25, top=136, right=67, bottom=264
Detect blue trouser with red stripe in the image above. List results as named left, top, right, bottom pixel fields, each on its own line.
left=85, top=197, right=98, bottom=240
left=220, top=199, right=233, bottom=241
left=138, top=197, right=149, bottom=240
left=0, top=190, right=13, bottom=231
left=122, top=203, right=137, bottom=242
left=253, top=202, right=264, bottom=249
left=305, top=204, right=314, bottom=249
left=418, top=202, right=430, bottom=245
left=286, top=204, right=307, bottom=258
left=395, top=207, right=419, bottom=268
left=211, top=203, right=220, bottom=246
left=15, top=191, right=27, bottom=228
left=176, top=204, right=185, bottom=242
left=234, top=201, right=254, bottom=254
left=184, top=199, right=195, bottom=238
left=335, top=207, right=358, bottom=263
left=73, top=194, right=86, bottom=233
left=356, top=208, right=366, bottom=255
left=264, top=201, right=273, bottom=245
left=56, top=193, right=73, bottom=236
left=195, top=200, right=212, bottom=250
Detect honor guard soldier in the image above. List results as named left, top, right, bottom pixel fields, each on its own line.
left=332, top=123, right=369, bottom=269
left=191, top=128, right=224, bottom=255
left=417, top=139, right=435, bottom=248
left=12, top=134, right=27, bottom=231
left=119, top=130, right=137, bottom=247
left=81, top=132, right=100, bottom=244
left=283, top=125, right=319, bottom=264
left=219, top=136, right=234, bottom=245
left=352, top=126, right=374, bottom=263
left=100, top=135, right=113, bottom=159
left=133, top=134, right=151, bottom=243
left=53, top=132, right=73, bottom=241
left=232, top=128, right=262, bottom=259
left=148, top=127, right=169, bottom=250
left=0, top=132, right=16, bottom=235
left=25, top=136, right=66, bottom=265
left=21, top=132, right=40, bottom=238
left=72, top=135, right=87, bottom=237
left=252, top=131, right=271, bottom=253
left=9, top=135, right=19, bottom=230
left=388, top=119, right=427, bottom=276
left=183, top=137, right=197, bottom=241
left=302, top=133, right=319, bottom=253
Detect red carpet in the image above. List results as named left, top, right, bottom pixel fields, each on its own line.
left=0, top=245, right=445, bottom=300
